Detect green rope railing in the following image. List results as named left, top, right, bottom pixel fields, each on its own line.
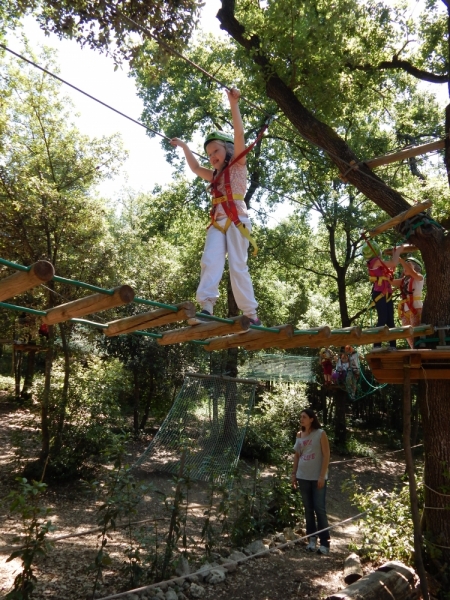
left=0, top=302, right=46, bottom=316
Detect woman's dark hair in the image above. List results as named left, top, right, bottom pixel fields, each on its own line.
left=301, top=408, right=322, bottom=431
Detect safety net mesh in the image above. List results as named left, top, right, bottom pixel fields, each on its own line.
left=241, top=354, right=316, bottom=382
left=132, top=373, right=257, bottom=482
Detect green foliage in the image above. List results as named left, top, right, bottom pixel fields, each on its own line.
left=33, top=356, right=128, bottom=480
left=4, top=0, right=202, bottom=63
left=87, top=434, right=152, bottom=596
left=242, top=382, right=309, bottom=461
left=5, top=478, right=54, bottom=600
left=342, top=476, right=421, bottom=564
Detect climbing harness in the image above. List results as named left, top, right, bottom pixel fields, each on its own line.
left=398, top=276, right=421, bottom=318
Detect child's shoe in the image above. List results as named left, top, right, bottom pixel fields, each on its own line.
left=188, top=309, right=213, bottom=326
left=249, top=317, right=263, bottom=327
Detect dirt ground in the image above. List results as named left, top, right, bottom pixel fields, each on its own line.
left=0, top=397, right=409, bottom=600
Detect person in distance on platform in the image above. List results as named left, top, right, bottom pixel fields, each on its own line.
left=170, top=88, right=261, bottom=327
left=362, top=241, right=405, bottom=350
left=291, top=408, right=331, bottom=555
left=392, top=256, right=424, bottom=349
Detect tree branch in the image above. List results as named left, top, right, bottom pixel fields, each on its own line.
left=345, top=58, right=448, bottom=85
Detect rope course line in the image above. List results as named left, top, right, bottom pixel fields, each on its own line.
left=97, top=511, right=370, bottom=600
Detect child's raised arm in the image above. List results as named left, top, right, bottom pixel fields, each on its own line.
left=170, top=137, right=213, bottom=182
left=227, top=88, right=246, bottom=165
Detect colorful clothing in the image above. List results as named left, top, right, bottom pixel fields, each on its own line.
left=294, top=429, right=330, bottom=548
left=196, top=159, right=258, bottom=317
left=398, top=275, right=424, bottom=348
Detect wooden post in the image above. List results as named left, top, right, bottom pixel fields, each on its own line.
left=203, top=324, right=294, bottom=352
left=158, top=315, right=250, bottom=345
left=402, top=356, right=430, bottom=600
left=0, top=261, right=54, bottom=302
left=42, top=285, right=135, bottom=325
left=365, top=200, right=432, bottom=239
left=327, top=560, right=416, bottom=600
left=105, top=301, right=196, bottom=336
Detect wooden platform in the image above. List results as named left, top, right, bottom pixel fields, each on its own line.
left=365, top=349, right=450, bottom=383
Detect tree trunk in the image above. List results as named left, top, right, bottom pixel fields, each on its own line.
left=54, top=323, right=70, bottom=453
left=139, top=372, right=153, bottom=430
left=13, top=349, right=23, bottom=402
left=133, top=369, right=140, bottom=437
left=223, top=272, right=240, bottom=438
left=20, top=349, right=36, bottom=400
left=334, top=387, right=347, bottom=447
left=40, top=326, right=54, bottom=460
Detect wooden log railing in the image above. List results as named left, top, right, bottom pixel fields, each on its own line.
left=42, top=285, right=135, bottom=325
left=158, top=316, right=250, bottom=345
left=105, top=302, right=196, bottom=337
left=0, top=261, right=54, bottom=302
left=203, top=324, right=294, bottom=352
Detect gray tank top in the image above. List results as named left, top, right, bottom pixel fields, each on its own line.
left=293, top=428, right=328, bottom=481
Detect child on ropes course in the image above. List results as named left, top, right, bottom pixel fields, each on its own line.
left=362, top=241, right=404, bottom=349
left=392, top=256, right=424, bottom=349
left=319, top=347, right=334, bottom=385
left=170, top=88, right=261, bottom=326
left=345, top=345, right=360, bottom=397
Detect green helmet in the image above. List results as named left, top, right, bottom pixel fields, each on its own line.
left=405, top=256, right=423, bottom=273
left=362, top=241, right=381, bottom=261
left=204, top=131, right=234, bottom=151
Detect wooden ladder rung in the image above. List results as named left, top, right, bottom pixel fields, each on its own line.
left=158, top=316, right=250, bottom=345
left=43, top=285, right=135, bottom=325
left=105, top=302, right=196, bottom=337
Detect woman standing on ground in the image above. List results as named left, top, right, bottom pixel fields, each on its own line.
left=291, top=408, right=331, bottom=555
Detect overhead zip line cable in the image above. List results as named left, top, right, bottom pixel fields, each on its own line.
left=0, top=44, right=202, bottom=161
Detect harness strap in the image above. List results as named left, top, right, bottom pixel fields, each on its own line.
left=209, top=161, right=258, bottom=256
left=369, top=292, right=392, bottom=309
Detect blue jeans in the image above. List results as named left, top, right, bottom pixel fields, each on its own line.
left=297, top=479, right=330, bottom=548
left=372, top=292, right=396, bottom=347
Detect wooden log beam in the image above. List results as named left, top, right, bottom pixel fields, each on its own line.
left=105, top=301, right=196, bottom=337
left=203, top=324, right=294, bottom=352
left=157, top=315, right=250, bottom=345
left=0, top=261, right=54, bottom=302
left=42, top=285, right=135, bottom=325
left=366, top=199, right=432, bottom=239
left=365, top=139, right=444, bottom=169
left=264, top=326, right=332, bottom=350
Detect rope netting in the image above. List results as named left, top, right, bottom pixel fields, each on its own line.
left=132, top=373, right=257, bottom=482
left=242, top=353, right=316, bottom=382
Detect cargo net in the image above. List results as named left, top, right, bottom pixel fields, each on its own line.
left=132, top=373, right=257, bottom=482
left=242, top=354, right=316, bottom=382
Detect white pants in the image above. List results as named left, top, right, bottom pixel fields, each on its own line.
left=196, top=217, right=258, bottom=317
